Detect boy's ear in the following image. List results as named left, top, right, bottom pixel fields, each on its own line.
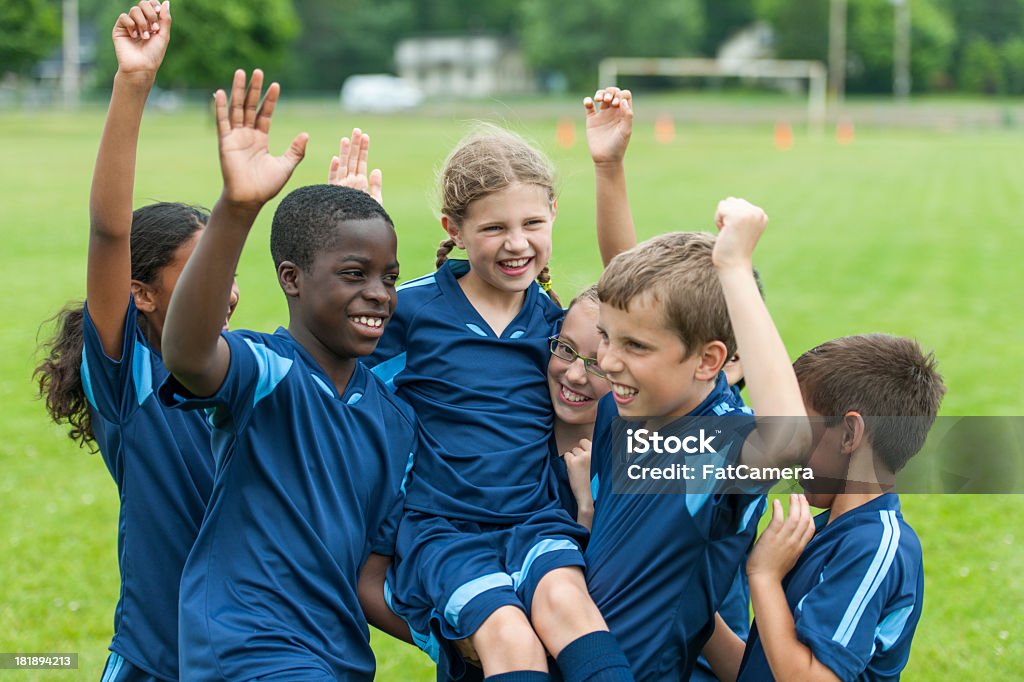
left=130, top=280, right=157, bottom=314
left=441, top=215, right=464, bottom=249
left=551, top=198, right=558, bottom=222
left=693, top=340, right=729, bottom=382
left=278, top=261, right=301, bottom=297
left=841, top=412, right=866, bottom=455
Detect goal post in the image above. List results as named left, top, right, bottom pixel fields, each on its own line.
left=597, top=57, right=828, bottom=135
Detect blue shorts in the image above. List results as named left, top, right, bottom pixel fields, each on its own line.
left=387, top=507, right=588, bottom=647
left=100, top=653, right=162, bottom=682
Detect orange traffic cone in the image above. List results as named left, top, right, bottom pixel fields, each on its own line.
left=655, top=114, right=676, bottom=144
left=774, top=121, right=794, bottom=151
left=556, top=118, right=576, bottom=148
left=836, top=118, right=855, bottom=145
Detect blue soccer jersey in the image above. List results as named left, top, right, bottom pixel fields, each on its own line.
left=80, top=299, right=214, bottom=680
left=738, top=494, right=923, bottom=682
left=584, top=373, right=765, bottom=682
left=365, top=259, right=565, bottom=523
left=160, top=328, right=416, bottom=681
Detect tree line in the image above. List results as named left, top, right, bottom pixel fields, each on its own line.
left=3, top=0, right=1023, bottom=95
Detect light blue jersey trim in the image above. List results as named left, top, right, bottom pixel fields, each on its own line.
left=833, top=510, right=901, bottom=646
left=101, top=653, right=124, bottom=682
left=80, top=349, right=97, bottom=409
left=591, top=474, right=600, bottom=502
left=371, top=352, right=407, bottom=391
left=737, top=496, right=764, bottom=534
left=311, top=374, right=334, bottom=397
left=400, top=451, right=415, bottom=495
left=510, top=330, right=525, bottom=339
left=244, top=339, right=293, bottom=407
left=397, top=273, right=437, bottom=291
left=385, top=580, right=440, bottom=662
left=510, top=538, right=579, bottom=590
left=465, top=323, right=488, bottom=337
left=875, top=604, right=915, bottom=652
left=131, top=339, right=153, bottom=406
left=444, top=573, right=514, bottom=628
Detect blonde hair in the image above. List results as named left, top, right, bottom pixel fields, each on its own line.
left=435, top=125, right=561, bottom=306
left=598, top=232, right=736, bottom=358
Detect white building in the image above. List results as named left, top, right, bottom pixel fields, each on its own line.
left=395, top=35, right=533, bottom=98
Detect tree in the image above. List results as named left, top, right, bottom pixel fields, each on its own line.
left=93, top=0, right=298, bottom=90
left=757, top=0, right=956, bottom=93
left=519, top=0, right=705, bottom=91
left=959, top=38, right=1006, bottom=94
left=700, top=0, right=756, bottom=56
left=281, top=0, right=415, bottom=92
left=1001, top=38, right=1024, bottom=95
left=0, top=0, right=61, bottom=76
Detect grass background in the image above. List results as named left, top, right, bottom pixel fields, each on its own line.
left=0, top=95, right=1021, bottom=679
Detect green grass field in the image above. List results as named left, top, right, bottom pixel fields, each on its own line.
left=1, top=97, right=1022, bottom=680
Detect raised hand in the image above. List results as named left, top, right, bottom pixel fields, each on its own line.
left=712, top=197, right=768, bottom=270
left=584, top=87, right=633, bottom=166
left=214, top=69, right=308, bottom=211
left=747, top=494, right=816, bottom=583
left=112, top=0, right=171, bottom=78
left=328, top=128, right=383, bottom=206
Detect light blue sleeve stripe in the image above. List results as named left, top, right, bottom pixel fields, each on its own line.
left=131, top=339, right=153, bottom=405
left=833, top=510, right=901, bottom=646
left=101, top=653, right=124, bottom=682
left=444, top=572, right=513, bottom=629
left=875, top=603, right=915, bottom=652
left=509, top=538, right=580, bottom=590
left=244, top=339, right=293, bottom=407
left=80, top=348, right=97, bottom=409
left=591, top=473, right=600, bottom=503
left=370, top=352, right=407, bottom=392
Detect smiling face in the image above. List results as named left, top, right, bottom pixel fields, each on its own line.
left=286, top=217, right=399, bottom=361
left=548, top=300, right=610, bottom=426
left=597, top=295, right=724, bottom=420
left=444, top=182, right=554, bottom=296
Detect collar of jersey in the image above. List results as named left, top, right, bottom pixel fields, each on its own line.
left=435, top=259, right=540, bottom=339
left=811, top=492, right=902, bottom=538
left=271, top=326, right=367, bottom=402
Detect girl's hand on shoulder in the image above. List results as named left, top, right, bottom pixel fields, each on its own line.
left=112, top=1, right=170, bottom=80
left=747, top=494, right=816, bottom=584
left=328, top=127, right=384, bottom=206
left=584, top=87, right=633, bottom=167
left=214, top=69, right=308, bottom=212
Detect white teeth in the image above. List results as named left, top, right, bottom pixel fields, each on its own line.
left=612, top=384, right=638, bottom=398
left=561, top=385, right=592, bottom=404
left=354, top=316, right=383, bottom=328
left=501, top=257, right=530, bottom=268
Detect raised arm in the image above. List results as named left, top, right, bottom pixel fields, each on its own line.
left=88, top=0, right=170, bottom=358
left=162, top=69, right=307, bottom=396
left=584, top=87, right=637, bottom=266
left=328, top=127, right=383, bottom=206
left=712, top=198, right=811, bottom=468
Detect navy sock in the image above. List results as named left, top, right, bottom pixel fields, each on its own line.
left=483, top=672, right=551, bottom=682
left=555, top=631, right=634, bottom=682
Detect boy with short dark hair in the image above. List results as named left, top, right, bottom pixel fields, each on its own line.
left=584, top=198, right=813, bottom=681
left=160, top=70, right=415, bottom=680
left=703, top=334, right=944, bottom=682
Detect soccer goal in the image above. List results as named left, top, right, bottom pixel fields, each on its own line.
left=597, top=57, right=828, bottom=135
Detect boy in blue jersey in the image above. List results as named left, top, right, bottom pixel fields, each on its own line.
left=160, top=70, right=415, bottom=680
left=584, top=198, right=813, bottom=682
left=702, top=334, right=944, bottom=682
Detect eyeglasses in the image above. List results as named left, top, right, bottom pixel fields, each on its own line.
left=548, top=336, right=607, bottom=379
